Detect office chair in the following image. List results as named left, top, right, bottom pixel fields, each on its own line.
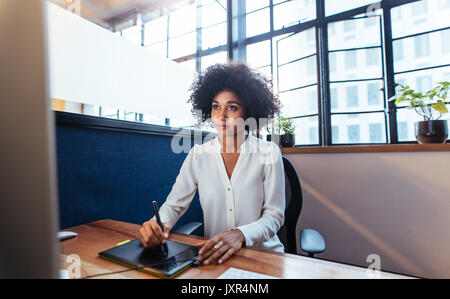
left=278, top=157, right=326, bottom=257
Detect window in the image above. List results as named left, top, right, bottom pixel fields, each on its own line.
left=325, top=0, right=377, bottom=16
left=327, top=12, right=386, bottom=144
left=343, top=20, right=355, bottom=33
left=414, top=34, right=430, bottom=58
left=109, top=0, right=450, bottom=143
left=330, top=88, right=338, bottom=110
left=411, top=0, right=427, bottom=16
left=391, top=0, right=450, bottom=142
left=393, top=39, right=404, bottom=62
left=246, top=0, right=269, bottom=13
left=345, top=51, right=357, bottom=69
left=442, top=29, right=450, bottom=53
left=273, top=0, right=316, bottom=30
left=200, top=0, right=227, bottom=50
left=247, top=40, right=271, bottom=69
left=366, top=48, right=379, bottom=66
left=346, top=86, right=358, bottom=108
left=201, top=51, right=227, bottom=71
left=332, top=126, right=340, bottom=143
left=397, top=121, right=409, bottom=141
left=369, top=123, right=383, bottom=143
left=144, top=16, right=167, bottom=46
left=347, top=125, right=360, bottom=143
left=246, top=7, right=270, bottom=38
left=416, top=76, right=432, bottom=93
left=367, top=82, right=381, bottom=106
left=329, top=52, right=336, bottom=73
left=277, top=28, right=319, bottom=146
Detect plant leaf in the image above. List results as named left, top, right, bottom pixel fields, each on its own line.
left=432, top=100, right=449, bottom=114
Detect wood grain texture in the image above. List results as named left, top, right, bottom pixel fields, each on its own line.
left=60, top=219, right=413, bottom=279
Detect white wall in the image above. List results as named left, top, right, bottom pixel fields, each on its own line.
left=46, top=2, right=196, bottom=127
left=285, top=151, right=450, bottom=278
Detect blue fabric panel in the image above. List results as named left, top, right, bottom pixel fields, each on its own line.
left=56, top=125, right=203, bottom=234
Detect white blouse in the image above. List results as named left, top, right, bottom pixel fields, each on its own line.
left=158, top=135, right=286, bottom=252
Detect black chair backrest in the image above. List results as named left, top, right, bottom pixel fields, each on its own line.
left=277, top=157, right=303, bottom=254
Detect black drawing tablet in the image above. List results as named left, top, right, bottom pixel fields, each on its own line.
left=98, top=239, right=199, bottom=278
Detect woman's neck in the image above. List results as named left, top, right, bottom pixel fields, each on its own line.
left=219, top=132, right=247, bottom=154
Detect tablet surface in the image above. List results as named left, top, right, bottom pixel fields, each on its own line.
left=99, top=239, right=199, bottom=278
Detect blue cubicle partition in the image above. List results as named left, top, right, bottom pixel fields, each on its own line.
left=55, top=112, right=205, bottom=235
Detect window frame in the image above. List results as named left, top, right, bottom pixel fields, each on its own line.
left=229, top=0, right=448, bottom=146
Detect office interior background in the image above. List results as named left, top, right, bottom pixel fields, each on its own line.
left=49, top=0, right=450, bottom=146
left=3, top=0, right=448, bottom=278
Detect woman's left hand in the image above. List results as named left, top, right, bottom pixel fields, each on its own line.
left=196, top=229, right=246, bottom=265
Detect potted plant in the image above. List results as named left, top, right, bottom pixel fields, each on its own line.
left=267, top=116, right=296, bottom=147
left=389, top=81, right=449, bottom=144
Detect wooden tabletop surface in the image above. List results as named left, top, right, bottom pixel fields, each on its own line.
left=59, top=219, right=412, bottom=279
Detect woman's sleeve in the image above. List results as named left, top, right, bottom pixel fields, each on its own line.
left=237, top=144, right=285, bottom=247
left=157, top=146, right=199, bottom=230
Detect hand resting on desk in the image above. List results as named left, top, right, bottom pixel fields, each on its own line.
left=195, top=229, right=246, bottom=265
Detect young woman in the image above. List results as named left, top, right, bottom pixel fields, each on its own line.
left=137, top=63, right=285, bottom=265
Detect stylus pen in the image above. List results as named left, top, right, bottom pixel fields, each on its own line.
left=152, top=201, right=169, bottom=253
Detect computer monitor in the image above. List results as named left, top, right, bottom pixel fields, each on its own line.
left=0, top=0, right=60, bottom=278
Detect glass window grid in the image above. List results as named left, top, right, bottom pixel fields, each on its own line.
left=115, top=0, right=450, bottom=144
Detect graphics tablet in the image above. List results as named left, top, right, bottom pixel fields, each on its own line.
left=98, top=239, right=199, bottom=278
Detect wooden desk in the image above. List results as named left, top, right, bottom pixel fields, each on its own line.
left=60, top=219, right=412, bottom=279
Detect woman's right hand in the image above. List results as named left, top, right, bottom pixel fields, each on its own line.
left=137, top=219, right=170, bottom=248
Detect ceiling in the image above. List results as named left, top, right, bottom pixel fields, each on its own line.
left=50, top=0, right=189, bottom=31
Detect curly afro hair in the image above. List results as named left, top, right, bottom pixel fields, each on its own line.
left=188, top=63, right=280, bottom=129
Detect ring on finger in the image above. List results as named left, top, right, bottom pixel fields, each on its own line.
left=214, top=240, right=224, bottom=250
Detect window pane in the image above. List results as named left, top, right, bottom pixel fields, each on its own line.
left=393, top=39, right=404, bottom=62
left=277, top=28, right=316, bottom=65
left=292, top=116, right=319, bottom=145
left=247, top=40, right=271, bottom=69
left=278, top=55, right=317, bottom=92
left=168, top=32, right=196, bottom=59
left=395, top=68, right=450, bottom=109
left=256, top=65, right=272, bottom=80
left=394, top=66, right=450, bottom=108
left=325, top=0, right=377, bottom=16
left=328, top=17, right=381, bottom=51
left=392, top=0, right=450, bottom=39
left=246, top=0, right=270, bottom=13
left=279, top=85, right=318, bottom=118
left=246, top=8, right=270, bottom=38
left=331, top=113, right=387, bottom=144
left=144, top=16, right=167, bottom=45
left=201, top=51, right=227, bottom=71
left=202, top=1, right=227, bottom=28
left=169, top=4, right=197, bottom=38
left=201, top=22, right=227, bottom=50
left=273, top=0, right=316, bottom=30
left=397, top=107, right=450, bottom=142
left=330, top=48, right=382, bottom=81
left=330, top=80, right=384, bottom=113
left=393, top=29, right=450, bottom=73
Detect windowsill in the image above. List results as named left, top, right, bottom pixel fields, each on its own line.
left=281, top=143, right=450, bottom=154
